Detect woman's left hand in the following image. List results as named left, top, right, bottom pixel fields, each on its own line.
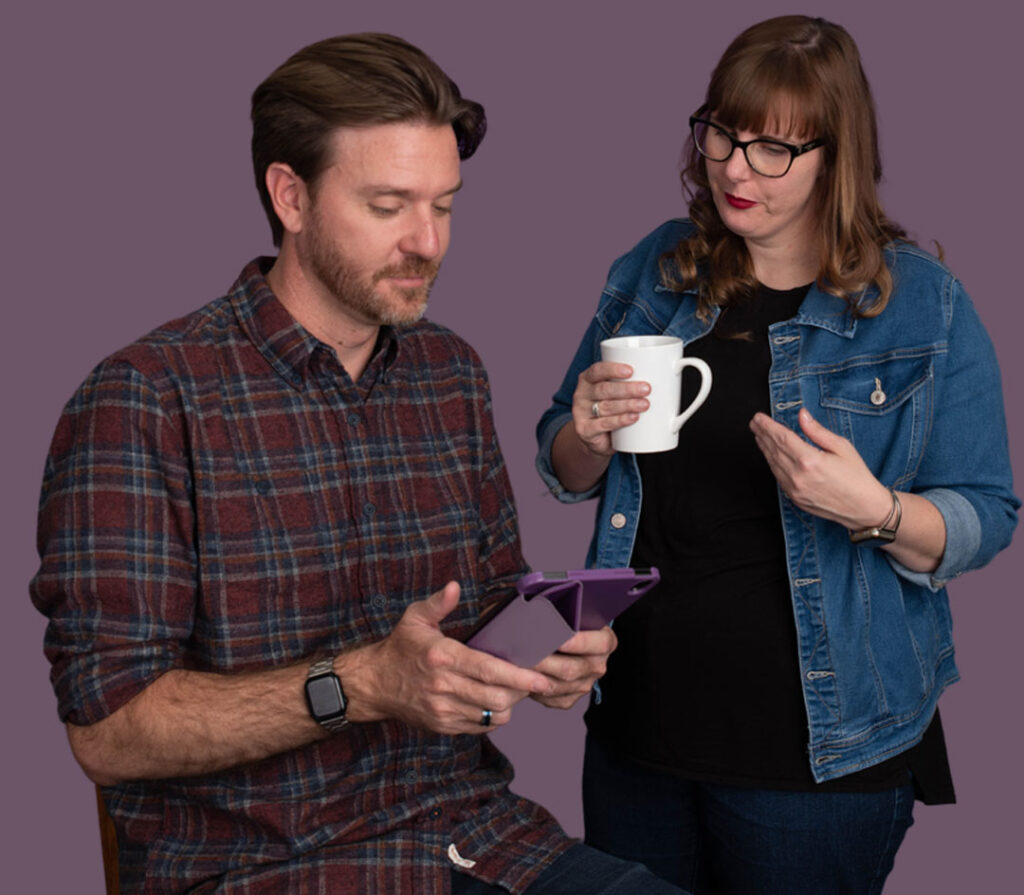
left=750, top=408, right=892, bottom=531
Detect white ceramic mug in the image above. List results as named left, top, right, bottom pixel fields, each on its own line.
left=600, top=335, right=712, bottom=453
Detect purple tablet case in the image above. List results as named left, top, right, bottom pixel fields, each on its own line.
left=466, top=567, right=660, bottom=667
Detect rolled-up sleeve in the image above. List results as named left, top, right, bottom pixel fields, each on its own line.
left=30, top=358, right=196, bottom=725
left=889, top=277, right=1018, bottom=590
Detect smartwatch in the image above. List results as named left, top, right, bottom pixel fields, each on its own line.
left=304, top=657, right=349, bottom=733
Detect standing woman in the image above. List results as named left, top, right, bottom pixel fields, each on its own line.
left=536, top=15, right=1017, bottom=895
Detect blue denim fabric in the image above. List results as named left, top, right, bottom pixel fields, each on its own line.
left=582, top=736, right=913, bottom=895
left=451, top=842, right=688, bottom=894
left=536, top=219, right=1019, bottom=782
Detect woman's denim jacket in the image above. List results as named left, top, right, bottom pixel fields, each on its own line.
left=536, top=219, right=1018, bottom=782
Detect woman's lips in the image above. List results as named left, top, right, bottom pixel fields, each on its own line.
left=725, top=193, right=757, bottom=209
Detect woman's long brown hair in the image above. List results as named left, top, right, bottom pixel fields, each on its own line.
left=662, top=15, right=910, bottom=320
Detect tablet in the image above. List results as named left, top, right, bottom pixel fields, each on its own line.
left=465, top=567, right=659, bottom=667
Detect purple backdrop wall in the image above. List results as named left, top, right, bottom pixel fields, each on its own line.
left=6, top=1, right=1020, bottom=891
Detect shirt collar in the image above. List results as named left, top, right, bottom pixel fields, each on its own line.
left=228, top=257, right=402, bottom=390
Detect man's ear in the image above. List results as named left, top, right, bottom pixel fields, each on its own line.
left=265, top=162, right=307, bottom=237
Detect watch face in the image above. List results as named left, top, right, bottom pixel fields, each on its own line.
left=306, top=674, right=345, bottom=719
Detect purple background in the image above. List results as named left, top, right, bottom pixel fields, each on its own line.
left=6, top=1, right=1021, bottom=891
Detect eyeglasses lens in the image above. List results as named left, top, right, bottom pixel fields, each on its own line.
left=693, top=121, right=792, bottom=177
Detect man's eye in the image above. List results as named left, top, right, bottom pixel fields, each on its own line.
left=433, top=205, right=453, bottom=217
left=370, top=205, right=400, bottom=217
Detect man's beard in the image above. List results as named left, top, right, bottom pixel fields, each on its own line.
left=303, top=211, right=440, bottom=327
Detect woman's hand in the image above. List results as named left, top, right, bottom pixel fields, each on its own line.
left=550, top=362, right=651, bottom=493
left=571, top=362, right=651, bottom=457
left=749, top=407, right=946, bottom=569
left=750, top=408, right=892, bottom=530
left=750, top=408, right=947, bottom=572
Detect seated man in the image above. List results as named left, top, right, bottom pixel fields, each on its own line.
left=30, top=32, right=685, bottom=894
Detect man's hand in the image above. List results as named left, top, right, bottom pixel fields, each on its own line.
left=343, top=582, right=554, bottom=735
left=530, top=626, right=617, bottom=710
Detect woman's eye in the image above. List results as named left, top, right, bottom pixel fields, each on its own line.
left=758, top=143, right=788, bottom=157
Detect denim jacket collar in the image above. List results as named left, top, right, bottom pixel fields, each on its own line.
left=654, top=279, right=861, bottom=341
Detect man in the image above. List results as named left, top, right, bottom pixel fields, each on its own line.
left=31, top=34, right=685, bottom=894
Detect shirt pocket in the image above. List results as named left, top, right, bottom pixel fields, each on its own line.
left=817, top=352, right=936, bottom=486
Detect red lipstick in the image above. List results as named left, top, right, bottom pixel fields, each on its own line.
left=725, top=193, right=757, bottom=209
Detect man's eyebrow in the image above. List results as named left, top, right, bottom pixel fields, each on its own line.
left=362, top=180, right=464, bottom=199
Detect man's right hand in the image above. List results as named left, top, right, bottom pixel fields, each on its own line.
left=65, top=581, right=546, bottom=785
left=341, top=581, right=554, bottom=735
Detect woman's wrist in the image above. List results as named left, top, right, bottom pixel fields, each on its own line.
left=849, top=489, right=902, bottom=546
left=552, top=422, right=612, bottom=493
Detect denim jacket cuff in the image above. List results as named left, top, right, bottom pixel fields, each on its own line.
left=535, top=413, right=602, bottom=504
left=885, top=487, right=981, bottom=591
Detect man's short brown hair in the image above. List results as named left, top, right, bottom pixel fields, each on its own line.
left=251, top=33, right=486, bottom=246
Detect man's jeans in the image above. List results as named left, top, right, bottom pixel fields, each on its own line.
left=451, top=841, right=688, bottom=894
left=582, top=736, right=914, bottom=895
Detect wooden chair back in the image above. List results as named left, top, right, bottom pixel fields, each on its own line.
left=96, top=785, right=120, bottom=895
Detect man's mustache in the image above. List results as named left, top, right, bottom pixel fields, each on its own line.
left=372, top=259, right=440, bottom=284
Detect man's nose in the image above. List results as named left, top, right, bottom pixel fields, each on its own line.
left=399, top=211, right=441, bottom=259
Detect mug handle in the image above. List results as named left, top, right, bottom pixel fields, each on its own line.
left=671, top=357, right=713, bottom=433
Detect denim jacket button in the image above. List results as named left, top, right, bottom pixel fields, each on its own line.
left=870, top=377, right=887, bottom=405
left=610, top=512, right=627, bottom=529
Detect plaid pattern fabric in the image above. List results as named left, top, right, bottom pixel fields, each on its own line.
left=32, top=259, right=571, bottom=893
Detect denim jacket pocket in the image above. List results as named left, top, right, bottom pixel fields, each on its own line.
left=816, top=352, right=937, bottom=485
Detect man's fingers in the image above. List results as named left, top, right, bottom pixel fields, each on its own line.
left=407, top=581, right=461, bottom=628
left=455, top=645, right=552, bottom=695
left=547, top=627, right=617, bottom=657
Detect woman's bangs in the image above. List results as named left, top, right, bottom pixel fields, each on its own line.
left=711, top=67, right=826, bottom=141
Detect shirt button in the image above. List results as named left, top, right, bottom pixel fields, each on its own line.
left=429, top=807, right=443, bottom=820
left=363, top=501, right=376, bottom=518
left=610, top=512, right=627, bottom=529
left=347, top=413, right=362, bottom=426
left=370, top=593, right=387, bottom=611
left=405, top=770, right=417, bottom=785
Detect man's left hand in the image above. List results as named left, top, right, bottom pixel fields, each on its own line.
left=530, top=626, right=617, bottom=710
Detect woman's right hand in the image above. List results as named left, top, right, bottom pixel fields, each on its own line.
left=571, top=361, right=650, bottom=457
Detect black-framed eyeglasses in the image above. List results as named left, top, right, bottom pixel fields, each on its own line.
left=689, top=105, right=826, bottom=178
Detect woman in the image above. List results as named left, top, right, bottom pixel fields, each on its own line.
left=535, top=15, right=1017, bottom=895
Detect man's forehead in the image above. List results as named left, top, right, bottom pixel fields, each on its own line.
left=325, top=122, right=460, bottom=188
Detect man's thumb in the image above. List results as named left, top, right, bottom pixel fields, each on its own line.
left=417, top=581, right=461, bottom=627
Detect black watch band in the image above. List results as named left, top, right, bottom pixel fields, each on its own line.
left=304, top=657, right=349, bottom=733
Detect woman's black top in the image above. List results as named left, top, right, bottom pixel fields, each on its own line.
left=585, top=283, right=954, bottom=802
